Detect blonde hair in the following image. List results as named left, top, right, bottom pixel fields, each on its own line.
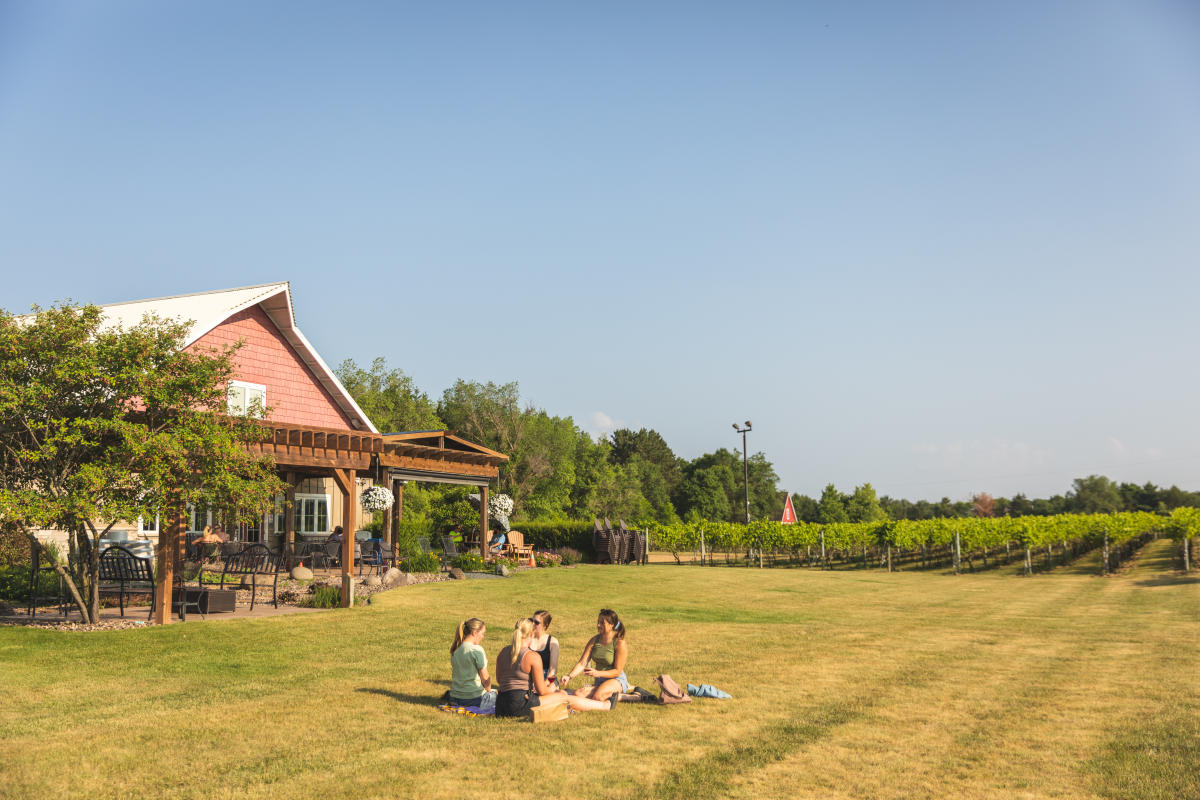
left=510, top=618, right=536, bottom=665
left=451, top=618, right=484, bottom=655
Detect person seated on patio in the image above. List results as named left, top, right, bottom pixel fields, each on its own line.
left=210, top=524, right=229, bottom=543
left=559, top=609, right=629, bottom=705
left=488, top=529, right=507, bottom=554
left=325, top=526, right=343, bottom=545
left=191, top=525, right=222, bottom=560
left=449, top=618, right=492, bottom=707
left=495, top=618, right=614, bottom=717
left=529, top=610, right=559, bottom=683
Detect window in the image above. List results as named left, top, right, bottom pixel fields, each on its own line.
left=294, top=494, right=330, bottom=535
left=138, top=514, right=159, bottom=535
left=227, top=380, right=266, bottom=418
left=187, top=504, right=211, bottom=533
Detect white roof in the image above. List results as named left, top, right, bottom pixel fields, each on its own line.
left=97, top=282, right=378, bottom=433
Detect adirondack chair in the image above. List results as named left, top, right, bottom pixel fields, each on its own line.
left=593, top=518, right=613, bottom=564
left=504, top=530, right=534, bottom=562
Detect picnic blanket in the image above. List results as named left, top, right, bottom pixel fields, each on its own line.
left=439, top=703, right=495, bottom=717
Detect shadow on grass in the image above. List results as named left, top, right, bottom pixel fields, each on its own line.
left=357, top=687, right=442, bottom=707
left=1133, top=574, right=1200, bottom=587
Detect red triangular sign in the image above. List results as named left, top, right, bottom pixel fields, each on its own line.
left=781, top=494, right=797, bottom=524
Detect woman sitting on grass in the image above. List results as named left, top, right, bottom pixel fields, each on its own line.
left=494, top=618, right=614, bottom=717
left=449, top=618, right=492, bottom=707
left=528, top=610, right=559, bottom=683
left=559, top=609, right=628, bottom=704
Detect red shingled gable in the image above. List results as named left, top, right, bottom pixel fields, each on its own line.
left=187, top=305, right=354, bottom=430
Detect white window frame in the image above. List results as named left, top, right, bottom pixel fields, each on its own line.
left=186, top=504, right=213, bottom=534
left=227, top=380, right=267, bottom=418
left=294, top=493, right=331, bottom=536
left=137, top=514, right=160, bottom=536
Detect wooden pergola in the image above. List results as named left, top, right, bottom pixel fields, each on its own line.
left=152, top=423, right=507, bottom=623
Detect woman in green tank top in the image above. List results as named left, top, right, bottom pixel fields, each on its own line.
left=560, top=608, right=629, bottom=704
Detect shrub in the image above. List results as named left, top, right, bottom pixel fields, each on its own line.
left=400, top=553, right=441, bottom=574
left=513, top=520, right=595, bottom=558
left=0, top=564, right=61, bottom=603
left=534, top=551, right=561, bottom=568
left=300, top=584, right=342, bottom=609
left=452, top=553, right=486, bottom=572
left=557, top=547, right=583, bottom=565
left=492, top=556, right=519, bottom=570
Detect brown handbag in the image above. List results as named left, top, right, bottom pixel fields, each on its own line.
left=530, top=699, right=569, bottom=723
left=654, top=674, right=692, bottom=705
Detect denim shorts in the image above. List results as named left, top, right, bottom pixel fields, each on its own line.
left=594, top=671, right=629, bottom=692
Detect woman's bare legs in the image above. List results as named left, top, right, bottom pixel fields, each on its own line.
left=590, top=678, right=622, bottom=703
left=565, top=694, right=612, bottom=711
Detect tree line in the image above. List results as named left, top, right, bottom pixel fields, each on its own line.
left=337, top=358, right=1200, bottom=526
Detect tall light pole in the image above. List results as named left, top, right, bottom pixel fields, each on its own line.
left=732, top=421, right=752, bottom=524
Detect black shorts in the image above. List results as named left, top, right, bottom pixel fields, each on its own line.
left=496, top=690, right=540, bottom=717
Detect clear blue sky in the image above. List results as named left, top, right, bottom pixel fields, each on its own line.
left=2, top=1, right=1199, bottom=501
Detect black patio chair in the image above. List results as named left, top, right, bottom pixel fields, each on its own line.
left=217, top=543, right=281, bottom=610
left=440, top=535, right=458, bottom=570
left=98, top=545, right=156, bottom=619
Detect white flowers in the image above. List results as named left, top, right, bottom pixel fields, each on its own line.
left=488, top=493, right=514, bottom=518
left=360, top=485, right=394, bottom=512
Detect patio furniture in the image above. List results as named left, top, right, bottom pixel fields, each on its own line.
left=359, top=538, right=386, bottom=577
left=618, top=520, right=635, bottom=564
left=593, top=518, right=613, bottom=564
left=417, top=536, right=433, bottom=555
left=440, top=535, right=458, bottom=570
left=604, top=518, right=622, bottom=564
left=216, top=543, right=281, bottom=610
left=504, top=531, right=534, bottom=562
left=172, top=566, right=206, bottom=621
left=98, top=545, right=156, bottom=619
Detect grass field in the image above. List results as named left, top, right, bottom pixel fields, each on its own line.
left=1, top=538, right=1196, bottom=800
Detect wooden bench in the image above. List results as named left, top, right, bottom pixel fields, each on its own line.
left=98, top=545, right=156, bottom=619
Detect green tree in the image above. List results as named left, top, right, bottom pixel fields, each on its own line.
left=678, top=467, right=732, bottom=523
left=0, top=304, right=284, bottom=623
left=335, top=357, right=442, bottom=433
left=1067, top=475, right=1122, bottom=514
left=817, top=484, right=848, bottom=523
left=791, top=493, right=821, bottom=523
left=609, top=428, right=684, bottom=498
left=846, top=483, right=887, bottom=522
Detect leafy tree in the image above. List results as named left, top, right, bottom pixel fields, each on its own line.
left=334, top=357, right=443, bottom=433
left=972, top=492, right=995, bottom=518
left=0, top=304, right=283, bottom=623
left=678, top=466, right=732, bottom=523
left=609, top=428, right=684, bottom=498
left=791, top=493, right=820, bottom=523
left=1008, top=493, right=1035, bottom=516
left=817, top=484, right=848, bottom=523
left=846, top=483, right=887, bottom=522
left=1067, top=475, right=1122, bottom=514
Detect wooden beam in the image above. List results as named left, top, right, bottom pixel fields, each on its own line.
left=338, top=469, right=356, bottom=607
left=153, top=498, right=185, bottom=625
left=479, top=483, right=489, bottom=560
left=284, top=471, right=297, bottom=562
left=390, top=479, right=403, bottom=562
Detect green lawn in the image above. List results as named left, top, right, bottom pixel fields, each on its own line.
left=1, top=538, right=1196, bottom=800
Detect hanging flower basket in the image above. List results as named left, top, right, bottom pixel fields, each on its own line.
left=360, top=485, right=394, bottom=512
left=488, top=493, right=514, bottom=519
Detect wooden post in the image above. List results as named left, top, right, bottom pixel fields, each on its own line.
left=332, top=469, right=357, bottom=607
left=1102, top=531, right=1110, bottom=576
left=284, top=471, right=296, bottom=562
left=953, top=530, right=961, bottom=575
left=820, top=529, right=826, bottom=569
left=1183, top=537, right=1191, bottom=572
left=479, top=483, right=489, bottom=560
left=153, top=500, right=185, bottom=625
left=886, top=544, right=893, bottom=572
left=1024, top=545, right=1032, bottom=576
left=700, top=531, right=706, bottom=566
left=391, top=479, right=403, bottom=562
